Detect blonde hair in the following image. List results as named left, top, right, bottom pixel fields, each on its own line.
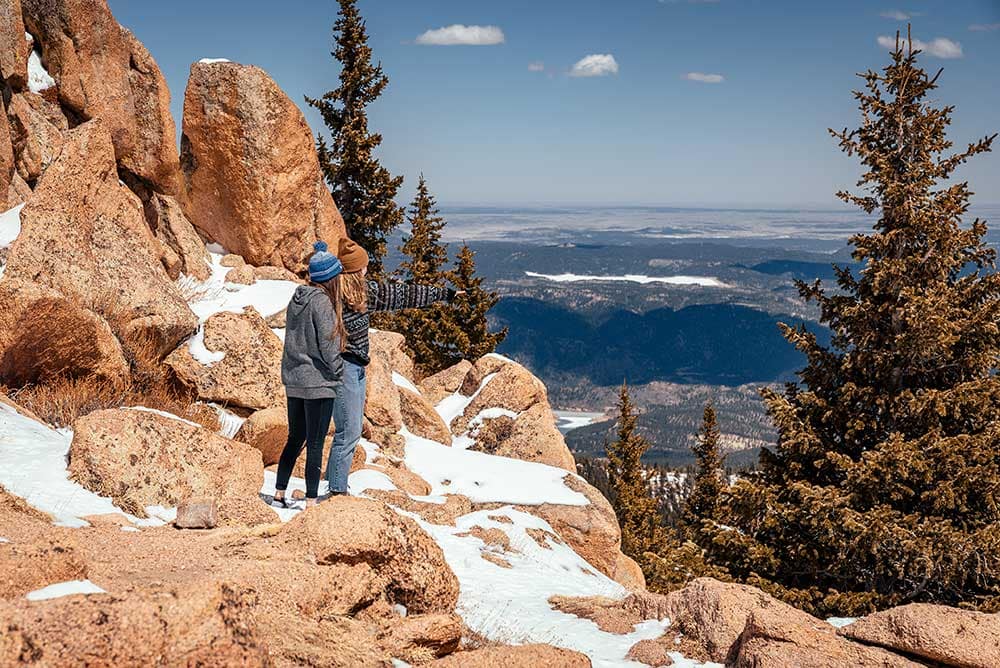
left=312, top=275, right=347, bottom=351
left=341, top=271, right=368, bottom=313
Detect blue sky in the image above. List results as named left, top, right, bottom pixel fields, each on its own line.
left=107, top=0, right=1000, bottom=208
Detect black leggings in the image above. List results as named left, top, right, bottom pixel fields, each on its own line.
left=274, top=396, right=334, bottom=499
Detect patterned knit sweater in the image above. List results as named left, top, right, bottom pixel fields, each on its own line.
left=342, top=281, right=454, bottom=367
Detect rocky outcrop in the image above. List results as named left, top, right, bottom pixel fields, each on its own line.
left=378, top=613, right=463, bottom=663
left=180, top=60, right=345, bottom=272
left=731, top=603, right=923, bottom=667
left=166, top=307, right=284, bottom=410
left=364, top=354, right=404, bottom=443
left=0, top=104, right=13, bottom=197
left=3, top=120, right=197, bottom=356
left=370, top=330, right=417, bottom=382
left=235, top=405, right=288, bottom=466
left=0, top=582, right=269, bottom=666
left=148, top=193, right=211, bottom=280
left=419, top=359, right=472, bottom=405
left=0, top=277, right=129, bottom=387
left=399, top=385, right=452, bottom=444
left=20, top=0, right=182, bottom=195
left=472, top=402, right=576, bottom=471
left=613, top=552, right=646, bottom=592
left=841, top=603, right=1000, bottom=668
left=68, top=408, right=270, bottom=525
left=0, top=536, right=87, bottom=599
left=7, top=92, right=64, bottom=183
left=280, top=496, right=460, bottom=614
left=0, top=0, right=27, bottom=88
left=427, top=645, right=593, bottom=667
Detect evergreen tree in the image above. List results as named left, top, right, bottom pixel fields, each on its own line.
left=705, top=32, right=999, bottom=614
left=307, top=0, right=403, bottom=276
left=605, top=382, right=663, bottom=557
left=447, top=245, right=507, bottom=362
left=397, top=175, right=448, bottom=285
left=384, top=175, right=465, bottom=372
left=682, top=403, right=725, bottom=537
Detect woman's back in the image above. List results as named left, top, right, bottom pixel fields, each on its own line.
left=281, top=284, right=343, bottom=399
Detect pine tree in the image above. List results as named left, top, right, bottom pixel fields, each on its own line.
left=398, top=175, right=448, bottom=285
left=447, top=244, right=507, bottom=362
left=307, top=0, right=403, bottom=276
left=705, top=32, right=999, bottom=614
left=682, top=403, right=725, bottom=538
left=383, top=174, right=465, bottom=373
left=605, top=382, right=662, bottom=557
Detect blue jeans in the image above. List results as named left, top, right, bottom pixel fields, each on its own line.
left=326, top=360, right=366, bottom=493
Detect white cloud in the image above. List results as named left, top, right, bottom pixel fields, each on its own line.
left=684, top=72, right=724, bottom=83
left=969, top=23, right=1000, bottom=32
left=528, top=61, right=545, bottom=72
left=415, top=24, right=505, bottom=46
left=569, top=54, right=619, bottom=77
left=877, top=35, right=963, bottom=58
left=880, top=9, right=912, bottom=20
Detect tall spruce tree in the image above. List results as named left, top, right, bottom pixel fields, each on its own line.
left=682, top=403, right=725, bottom=538
left=447, top=245, right=507, bottom=362
left=705, top=33, right=999, bottom=614
left=307, top=0, right=403, bottom=276
left=386, top=175, right=466, bottom=372
left=398, top=175, right=448, bottom=284
left=606, top=382, right=663, bottom=558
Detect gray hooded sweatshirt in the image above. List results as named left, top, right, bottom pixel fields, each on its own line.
left=281, top=285, right=344, bottom=399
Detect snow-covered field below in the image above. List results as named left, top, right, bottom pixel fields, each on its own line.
left=525, top=271, right=728, bottom=287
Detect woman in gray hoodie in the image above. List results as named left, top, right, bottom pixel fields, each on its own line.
left=272, top=241, right=345, bottom=509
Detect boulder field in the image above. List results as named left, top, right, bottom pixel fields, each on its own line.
left=0, top=0, right=996, bottom=665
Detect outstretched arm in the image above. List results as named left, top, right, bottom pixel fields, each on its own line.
left=368, top=280, right=454, bottom=313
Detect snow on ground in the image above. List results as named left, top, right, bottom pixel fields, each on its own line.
left=525, top=271, right=727, bottom=288
left=391, top=372, right=419, bottom=394
left=826, top=617, right=857, bottom=628
left=452, top=407, right=519, bottom=450
left=25, top=579, right=106, bottom=601
left=198, top=58, right=231, bottom=64
left=210, top=404, right=246, bottom=439
left=434, top=372, right=499, bottom=428
left=0, top=537, right=8, bottom=543
left=26, top=36, right=56, bottom=94
left=554, top=410, right=605, bottom=434
left=411, top=506, right=716, bottom=668
left=0, top=403, right=176, bottom=528
left=402, top=428, right=588, bottom=506
left=127, top=406, right=200, bottom=428
left=183, top=252, right=299, bottom=323
left=187, top=325, right=225, bottom=365
left=0, top=204, right=24, bottom=248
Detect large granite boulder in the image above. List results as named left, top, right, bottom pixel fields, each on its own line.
left=68, top=408, right=271, bottom=525
left=3, top=120, right=197, bottom=356
left=20, top=0, right=182, bottom=194
left=180, top=60, right=345, bottom=272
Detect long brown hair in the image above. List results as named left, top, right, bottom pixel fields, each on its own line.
left=312, top=275, right=347, bottom=351
left=341, top=271, right=368, bottom=313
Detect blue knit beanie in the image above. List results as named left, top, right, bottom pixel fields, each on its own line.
left=308, top=241, right=343, bottom=283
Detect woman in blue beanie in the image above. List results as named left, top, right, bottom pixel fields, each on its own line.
left=272, top=241, right=345, bottom=509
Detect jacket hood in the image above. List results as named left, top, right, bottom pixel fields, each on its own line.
left=288, top=285, right=328, bottom=317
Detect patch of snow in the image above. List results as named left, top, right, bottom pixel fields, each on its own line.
left=434, top=372, right=498, bottom=428
left=453, top=407, right=519, bottom=450
left=0, top=537, right=8, bottom=543
left=484, top=352, right=515, bottom=364
left=27, top=48, right=55, bottom=94
left=26, top=579, right=105, bottom=601
left=187, top=325, right=225, bottom=365
left=525, top=271, right=727, bottom=288
left=402, top=428, right=588, bottom=506
left=0, top=204, right=24, bottom=247
left=198, top=58, right=231, bottom=64
left=391, top=372, right=419, bottom=394
left=182, top=252, right=298, bottom=324
left=394, top=603, right=408, bottom=617
left=127, top=406, right=200, bottom=428
left=259, top=470, right=330, bottom=522
left=390, top=660, right=411, bottom=668
left=205, top=242, right=227, bottom=254
left=826, top=617, right=857, bottom=628
left=120, top=526, right=139, bottom=533
left=209, top=404, right=246, bottom=439
left=412, top=506, right=684, bottom=668
left=348, top=469, right=396, bottom=496
left=0, top=404, right=145, bottom=527
left=271, top=327, right=286, bottom=343
left=554, top=410, right=604, bottom=434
